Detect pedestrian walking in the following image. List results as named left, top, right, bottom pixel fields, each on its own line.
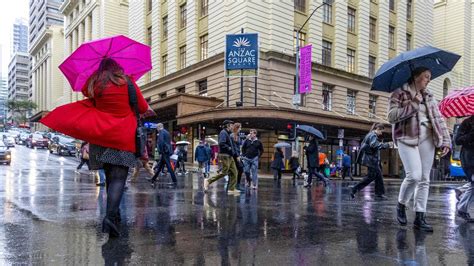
left=230, top=122, right=245, bottom=191
left=454, top=116, right=474, bottom=221
left=241, top=129, right=264, bottom=189
left=289, top=151, right=301, bottom=181
left=96, top=169, right=106, bottom=186
left=342, top=153, right=354, bottom=181
left=389, top=67, right=451, bottom=232
left=304, top=135, right=329, bottom=188
left=76, top=142, right=90, bottom=171
left=205, top=143, right=212, bottom=176
left=175, top=144, right=188, bottom=175
left=318, top=150, right=329, bottom=178
left=203, top=120, right=240, bottom=194
left=271, top=147, right=285, bottom=181
left=131, top=145, right=154, bottom=181
left=149, top=123, right=178, bottom=186
left=351, top=123, right=391, bottom=199
left=195, top=140, right=210, bottom=177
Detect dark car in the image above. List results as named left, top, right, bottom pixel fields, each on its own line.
left=0, top=142, right=11, bottom=165
left=26, top=133, right=49, bottom=149
left=49, top=136, right=77, bottom=156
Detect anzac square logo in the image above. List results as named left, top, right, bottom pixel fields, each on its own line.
left=225, top=33, right=259, bottom=71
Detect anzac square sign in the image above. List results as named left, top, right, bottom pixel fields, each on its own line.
left=225, top=33, right=259, bottom=77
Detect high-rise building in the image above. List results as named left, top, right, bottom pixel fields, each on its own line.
left=7, top=52, right=31, bottom=121
left=0, top=78, right=7, bottom=125
left=28, top=0, right=65, bottom=125
left=11, top=18, right=29, bottom=55
left=59, top=0, right=129, bottom=105
left=129, top=0, right=434, bottom=175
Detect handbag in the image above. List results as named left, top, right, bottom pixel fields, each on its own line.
left=126, top=77, right=147, bottom=158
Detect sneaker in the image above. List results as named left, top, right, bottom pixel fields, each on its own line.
left=203, top=178, right=210, bottom=192
left=227, top=189, right=241, bottom=195
left=457, top=210, right=474, bottom=222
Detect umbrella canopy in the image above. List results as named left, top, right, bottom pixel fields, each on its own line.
left=296, top=125, right=325, bottom=140
left=60, top=35, right=152, bottom=91
left=274, top=142, right=291, bottom=148
left=439, top=87, right=474, bottom=117
left=372, top=46, right=461, bottom=92
left=176, top=141, right=190, bottom=145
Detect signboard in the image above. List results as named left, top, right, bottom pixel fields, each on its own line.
left=299, top=44, right=312, bottom=94
left=225, top=33, right=259, bottom=77
left=338, top=129, right=344, bottom=139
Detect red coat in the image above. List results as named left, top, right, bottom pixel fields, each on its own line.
left=40, top=78, right=148, bottom=153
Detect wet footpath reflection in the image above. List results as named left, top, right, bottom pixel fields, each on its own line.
left=1, top=146, right=474, bottom=264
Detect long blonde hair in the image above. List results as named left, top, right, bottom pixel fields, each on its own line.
left=233, top=123, right=241, bottom=141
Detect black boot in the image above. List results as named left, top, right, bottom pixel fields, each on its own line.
left=102, top=217, right=120, bottom=237
left=413, top=212, right=433, bottom=232
left=397, top=202, right=407, bottom=226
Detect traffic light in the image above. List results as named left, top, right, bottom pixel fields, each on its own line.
left=287, top=122, right=297, bottom=140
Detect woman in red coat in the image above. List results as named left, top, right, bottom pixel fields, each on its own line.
left=41, top=58, right=148, bottom=237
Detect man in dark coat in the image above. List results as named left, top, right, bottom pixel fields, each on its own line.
left=149, top=123, right=177, bottom=186
left=204, top=120, right=240, bottom=194
left=241, top=129, right=264, bottom=188
left=455, top=116, right=474, bottom=221
left=304, top=135, right=329, bottom=188
left=195, top=141, right=210, bottom=177
left=351, top=123, right=391, bottom=199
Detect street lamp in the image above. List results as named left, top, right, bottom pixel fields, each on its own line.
left=294, top=1, right=330, bottom=107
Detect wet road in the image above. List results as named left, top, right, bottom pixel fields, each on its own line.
left=0, top=145, right=472, bottom=265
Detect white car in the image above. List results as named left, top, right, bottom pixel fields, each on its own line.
left=0, top=142, right=11, bottom=165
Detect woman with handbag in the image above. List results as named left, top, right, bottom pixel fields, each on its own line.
left=41, top=58, right=149, bottom=237
left=230, top=122, right=245, bottom=191
left=76, top=142, right=90, bottom=171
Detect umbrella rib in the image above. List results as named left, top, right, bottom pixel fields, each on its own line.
left=107, top=42, right=137, bottom=57
left=105, top=37, right=114, bottom=57
left=87, top=43, right=103, bottom=57
left=111, top=56, right=149, bottom=66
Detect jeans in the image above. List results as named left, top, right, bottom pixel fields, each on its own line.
left=98, top=169, right=105, bottom=184
left=352, top=165, right=384, bottom=195
left=397, top=137, right=435, bottom=212
left=457, top=171, right=474, bottom=213
left=243, top=156, right=259, bottom=186
left=104, top=163, right=129, bottom=220
left=152, top=153, right=177, bottom=183
left=208, top=154, right=237, bottom=190
left=307, top=167, right=329, bottom=186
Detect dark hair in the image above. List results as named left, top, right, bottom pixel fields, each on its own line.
left=407, top=67, right=430, bottom=84
left=371, top=123, right=385, bottom=131
left=87, top=58, right=126, bottom=98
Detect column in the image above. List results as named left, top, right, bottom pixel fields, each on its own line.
left=333, top=1, right=348, bottom=70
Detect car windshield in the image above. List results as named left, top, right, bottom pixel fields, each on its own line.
left=0, top=143, right=6, bottom=148
left=33, top=134, right=44, bottom=139
left=58, top=136, right=74, bottom=143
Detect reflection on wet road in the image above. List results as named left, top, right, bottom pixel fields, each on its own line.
left=0, top=146, right=472, bottom=264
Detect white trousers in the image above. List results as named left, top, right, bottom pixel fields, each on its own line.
left=397, top=138, right=436, bottom=212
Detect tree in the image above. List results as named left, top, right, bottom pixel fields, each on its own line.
left=7, top=100, right=37, bottom=124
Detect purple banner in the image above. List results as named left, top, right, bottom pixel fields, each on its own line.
left=299, top=44, right=312, bottom=94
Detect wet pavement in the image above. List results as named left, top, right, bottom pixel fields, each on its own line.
left=0, top=145, right=473, bottom=265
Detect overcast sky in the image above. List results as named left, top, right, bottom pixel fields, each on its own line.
left=0, top=0, right=29, bottom=77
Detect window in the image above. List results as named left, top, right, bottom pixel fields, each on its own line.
left=176, top=87, right=185, bottom=93
left=389, top=0, right=395, bottom=11
left=347, top=48, right=356, bottom=73
left=147, top=0, right=152, bottom=12
left=369, top=17, right=377, bottom=41
left=322, top=84, right=333, bottom=111
left=294, top=0, right=306, bottom=13
left=323, top=0, right=332, bottom=24
left=406, top=33, right=412, bottom=51
left=369, top=95, right=377, bottom=118
left=200, top=0, right=208, bottom=17
left=180, top=4, right=187, bottom=29
left=322, top=40, right=332, bottom=66
left=407, top=0, right=412, bottom=20
left=179, top=46, right=187, bottom=69
left=159, top=92, right=167, bottom=99
left=369, top=56, right=376, bottom=78
left=347, top=7, right=356, bottom=33
left=162, top=54, right=168, bottom=76
left=162, top=16, right=168, bottom=39
left=198, top=79, right=207, bottom=96
left=347, top=90, right=356, bottom=115
left=293, top=30, right=306, bottom=50
left=389, top=26, right=395, bottom=49
left=200, top=34, right=208, bottom=60
left=147, top=26, right=152, bottom=46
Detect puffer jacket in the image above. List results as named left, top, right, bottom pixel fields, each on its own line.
left=388, top=83, right=451, bottom=148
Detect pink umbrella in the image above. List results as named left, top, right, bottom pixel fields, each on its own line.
left=59, top=35, right=152, bottom=91
left=439, top=86, right=474, bottom=117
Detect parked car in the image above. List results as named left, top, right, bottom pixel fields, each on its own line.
left=26, top=133, right=49, bottom=149
left=49, top=135, right=77, bottom=156
left=0, top=142, right=11, bottom=165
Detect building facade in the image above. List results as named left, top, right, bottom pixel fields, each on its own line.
left=129, top=0, right=434, bottom=174
left=0, top=78, right=7, bottom=125
left=7, top=52, right=31, bottom=121
left=11, top=18, right=29, bottom=55
left=59, top=0, right=129, bottom=105
left=29, top=0, right=65, bottom=125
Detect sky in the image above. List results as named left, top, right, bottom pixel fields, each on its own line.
left=0, top=0, right=29, bottom=77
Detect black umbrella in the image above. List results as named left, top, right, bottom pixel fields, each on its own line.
left=274, top=142, right=292, bottom=148
left=296, top=125, right=325, bottom=140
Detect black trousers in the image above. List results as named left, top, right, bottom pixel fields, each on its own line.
left=152, top=154, right=177, bottom=183
left=273, top=169, right=282, bottom=180
left=308, top=167, right=329, bottom=185
left=104, top=163, right=129, bottom=220
left=342, top=166, right=352, bottom=179
left=233, top=156, right=243, bottom=186
left=77, top=158, right=90, bottom=170
left=352, top=165, right=384, bottom=195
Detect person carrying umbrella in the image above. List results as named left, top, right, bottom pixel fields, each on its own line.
left=388, top=67, right=451, bottom=232
left=271, top=147, right=285, bottom=181
left=304, top=135, right=329, bottom=188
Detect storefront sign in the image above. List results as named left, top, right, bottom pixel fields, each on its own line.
left=225, top=33, right=259, bottom=71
